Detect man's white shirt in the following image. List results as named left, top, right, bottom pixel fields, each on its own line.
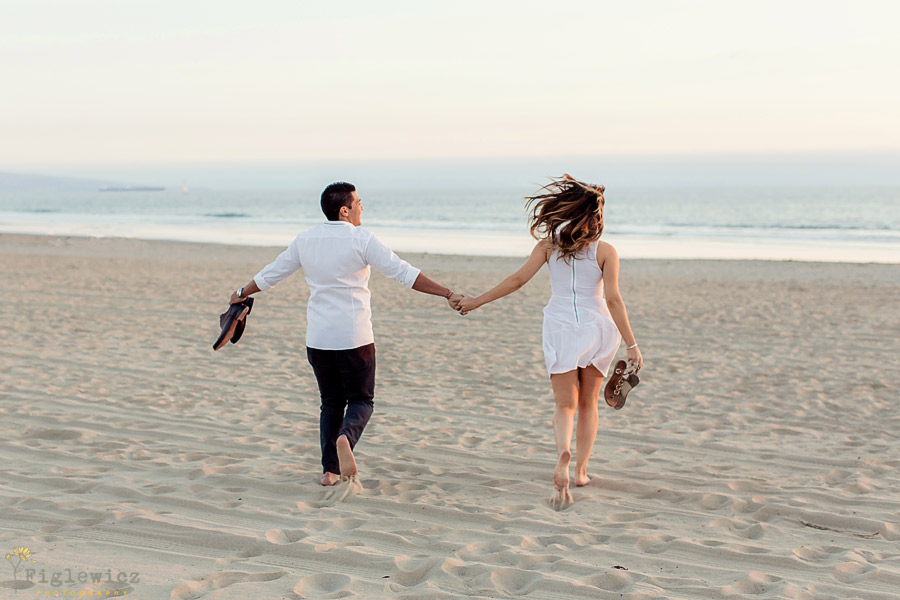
left=253, top=221, right=421, bottom=350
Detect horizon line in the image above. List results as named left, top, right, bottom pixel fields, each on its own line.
left=4, top=148, right=900, bottom=169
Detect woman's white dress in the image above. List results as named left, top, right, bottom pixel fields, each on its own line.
left=542, top=240, right=622, bottom=376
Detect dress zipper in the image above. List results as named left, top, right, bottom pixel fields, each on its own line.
left=571, top=259, right=579, bottom=324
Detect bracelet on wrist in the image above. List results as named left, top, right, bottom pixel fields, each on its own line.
left=626, top=343, right=638, bottom=350
left=237, top=287, right=244, bottom=298
left=445, top=289, right=453, bottom=299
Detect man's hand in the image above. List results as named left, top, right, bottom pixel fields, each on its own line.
left=447, top=292, right=464, bottom=311
left=229, top=282, right=259, bottom=304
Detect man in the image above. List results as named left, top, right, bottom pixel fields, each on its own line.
left=228, top=182, right=462, bottom=486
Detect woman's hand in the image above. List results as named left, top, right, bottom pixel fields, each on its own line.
left=457, top=295, right=480, bottom=315
left=447, top=292, right=464, bottom=311
left=627, top=345, right=643, bottom=369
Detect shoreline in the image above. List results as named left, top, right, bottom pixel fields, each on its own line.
left=3, top=229, right=900, bottom=266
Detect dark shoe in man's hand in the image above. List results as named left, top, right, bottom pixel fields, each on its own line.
left=213, top=297, right=254, bottom=351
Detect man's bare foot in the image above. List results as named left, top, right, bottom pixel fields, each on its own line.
left=553, top=449, right=571, bottom=491
left=320, top=472, right=340, bottom=486
left=336, top=435, right=358, bottom=481
left=574, top=469, right=591, bottom=487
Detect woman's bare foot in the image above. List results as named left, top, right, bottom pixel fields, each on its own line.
left=549, top=449, right=574, bottom=510
left=574, top=469, right=591, bottom=487
left=320, top=472, right=340, bottom=486
left=553, top=449, right=571, bottom=491
left=549, top=486, right=574, bottom=511
left=336, top=435, right=358, bottom=481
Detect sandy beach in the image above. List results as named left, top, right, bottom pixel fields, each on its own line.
left=2, top=233, right=899, bottom=599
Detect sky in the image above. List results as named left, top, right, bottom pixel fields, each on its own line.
left=2, top=0, right=899, bottom=171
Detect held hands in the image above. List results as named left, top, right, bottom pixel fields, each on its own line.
left=447, top=292, right=464, bottom=312
left=446, top=292, right=479, bottom=316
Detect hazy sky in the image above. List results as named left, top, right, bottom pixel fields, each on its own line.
left=3, top=0, right=899, bottom=167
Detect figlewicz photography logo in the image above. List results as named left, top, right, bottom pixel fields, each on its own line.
left=4, top=546, right=39, bottom=588
left=2, top=545, right=139, bottom=595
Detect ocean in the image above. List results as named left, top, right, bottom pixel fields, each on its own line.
left=1, top=185, right=899, bottom=262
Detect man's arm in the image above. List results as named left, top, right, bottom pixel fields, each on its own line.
left=228, top=241, right=301, bottom=304
left=365, top=233, right=463, bottom=310
left=412, top=273, right=464, bottom=309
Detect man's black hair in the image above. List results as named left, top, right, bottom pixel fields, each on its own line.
left=320, top=182, right=356, bottom=221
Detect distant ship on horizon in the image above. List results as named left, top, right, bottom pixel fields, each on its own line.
left=99, top=185, right=165, bottom=192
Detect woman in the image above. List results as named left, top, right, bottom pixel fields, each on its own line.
left=458, top=174, right=643, bottom=510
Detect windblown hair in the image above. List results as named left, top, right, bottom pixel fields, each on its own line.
left=320, top=181, right=356, bottom=221
left=525, top=175, right=605, bottom=263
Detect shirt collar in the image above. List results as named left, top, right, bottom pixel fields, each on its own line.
left=323, top=220, right=354, bottom=227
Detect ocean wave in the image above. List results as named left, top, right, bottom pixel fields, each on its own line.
left=651, top=222, right=896, bottom=232
left=606, top=224, right=900, bottom=242
left=204, top=212, right=251, bottom=218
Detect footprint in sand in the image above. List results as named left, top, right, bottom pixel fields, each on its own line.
left=490, top=568, right=543, bottom=596
left=329, top=517, right=367, bottom=531
left=442, top=557, right=485, bottom=581
left=607, top=511, right=655, bottom=523
left=721, top=571, right=783, bottom=596
left=514, top=553, right=564, bottom=570
left=728, top=479, right=765, bottom=492
left=265, top=529, right=308, bottom=545
left=832, top=561, right=875, bottom=584
left=823, top=469, right=852, bottom=485
left=456, top=540, right=507, bottom=559
left=708, top=517, right=765, bottom=539
left=144, top=484, right=177, bottom=494
left=216, top=543, right=266, bottom=565
left=22, top=428, right=83, bottom=441
left=188, top=483, right=214, bottom=494
left=635, top=534, right=676, bottom=554
left=305, top=517, right=365, bottom=533
left=390, top=556, right=441, bottom=587
left=580, top=571, right=632, bottom=592
left=696, top=493, right=730, bottom=510
left=292, top=573, right=352, bottom=598
left=171, top=571, right=286, bottom=600
left=792, top=545, right=832, bottom=562
left=571, top=533, right=610, bottom=547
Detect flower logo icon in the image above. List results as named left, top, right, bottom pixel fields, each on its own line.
left=11, top=547, right=30, bottom=561
left=6, top=546, right=37, bottom=582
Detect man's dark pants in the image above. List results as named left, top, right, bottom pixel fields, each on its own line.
left=306, top=343, right=376, bottom=475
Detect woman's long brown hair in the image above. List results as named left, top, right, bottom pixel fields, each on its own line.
left=525, top=175, right=605, bottom=263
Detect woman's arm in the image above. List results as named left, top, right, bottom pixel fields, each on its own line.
left=458, top=241, right=549, bottom=312
left=599, top=242, right=643, bottom=367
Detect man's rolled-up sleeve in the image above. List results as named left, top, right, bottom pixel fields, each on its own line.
left=364, top=233, right=420, bottom=288
left=253, top=240, right=302, bottom=291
